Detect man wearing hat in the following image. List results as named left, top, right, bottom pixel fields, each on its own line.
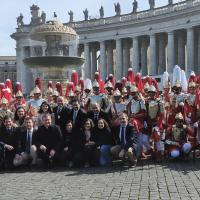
left=127, top=85, right=147, bottom=157
left=11, top=90, right=27, bottom=113
left=144, top=85, right=164, bottom=159
left=0, top=97, right=13, bottom=125
left=165, top=112, right=192, bottom=159
left=185, top=81, right=197, bottom=125
left=106, top=88, right=127, bottom=127
left=104, top=81, right=114, bottom=110
left=85, top=80, right=106, bottom=111
left=168, top=80, right=187, bottom=126
left=28, top=86, right=44, bottom=117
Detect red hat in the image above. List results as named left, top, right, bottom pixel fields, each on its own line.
left=55, top=82, right=63, bottom=96
left=0, top=83, right=5, bottom=91
left=108, top=74, right=115, bottom=86
left=1, top=89, right=10, bottom=103
left=94, top=72, right=101, bottom=82
left=71, top=70, right=79, bottom=87
left=65, top=82, right=75, bottom=97
left=135, top=73, right=143, bottom=92
left=121, top=77, right=127, bottom=88
left=47, top=81, right=54, bottom=89
left=35, top=77, right=42, bottom=91
left=5, top=79, right=12, bottom=95
left=14, top=82, right=23, bottom=96
left=127, top=68, right=135, bottom=83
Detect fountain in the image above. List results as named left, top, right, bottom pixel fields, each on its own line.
left=23, top=19, right=84, bottom=89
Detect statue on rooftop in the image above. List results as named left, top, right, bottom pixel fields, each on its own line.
left=68, top=10, right=74, bottom=22
left=41, top=11, right=46, bottom=23
left=53, top=12, right=58, bottom=19
left=168, top=0, right=173, bottom=5
left=149, top=0, right=155, bottom=10
left=132, top=0, right=138, bottom=14
left=17, top=13, right=24, bottom=27
left=99, top=6, right=104, bottom=18
left=83, top=8, right=89, bottom=21
left=114, top=3, right=121, bottom=16
left=30, top=4, right=41, bottom=25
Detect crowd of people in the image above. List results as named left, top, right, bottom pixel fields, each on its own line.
left=0, top=65, right=200, bottom=170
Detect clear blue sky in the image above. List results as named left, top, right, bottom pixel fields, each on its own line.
left=0, top=0, right=181, bottom=56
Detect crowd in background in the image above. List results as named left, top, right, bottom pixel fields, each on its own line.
left=0, top=65, right=200, bottom=170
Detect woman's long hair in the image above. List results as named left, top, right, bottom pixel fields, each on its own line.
left=82, top=118, right=95, bottom=131
left=97, top=118, right=111, bottom=132
left=38, top=101, right=52, bottom=114
left=14, top=106, right=26, bottom=121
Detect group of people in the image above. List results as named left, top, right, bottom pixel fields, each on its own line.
left=0, top=66, right=200, bottom=170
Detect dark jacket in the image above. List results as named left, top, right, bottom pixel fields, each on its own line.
left=112, top=124, right=139, bottom=150
left=62, top=128, right=84, bottom=152
left=87, top=110, right=110, bottom=127
left=16, top=127, right=37, bottom=154
left=53, top=106, right=70, bottom=131
left=0, top=125, right=18, bottom=149
left=35, top=125, right=62, bottom=152
left=69, top=108, right=87, bottom=129
left=91, top=127, right=114, bottom=146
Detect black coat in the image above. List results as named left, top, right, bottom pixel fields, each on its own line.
left=112, top=124, right=139, bottom=150
left=16, top=127, right=37, bottom=154
left=53, top=106, right=70, bottom=131
left=91, top=128, right=114, bottom=146
left=0, top=125, right=18, bottom=149
left=62, top=128, right=84, bottom=152
left=35, top=125, right=63, bottom=152
left=69, top=108, right=87, bottom=129
left=87, top=110, right=110, bottom=127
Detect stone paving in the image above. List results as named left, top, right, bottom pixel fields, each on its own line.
left=1, top=160, right=200, bottom=200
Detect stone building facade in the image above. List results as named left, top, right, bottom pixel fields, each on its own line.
left=11, top=0, right=200, bottom=93
left=0, top=56, right=16, bottom=84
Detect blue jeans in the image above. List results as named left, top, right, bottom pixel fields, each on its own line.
left=99, top=145, right=111, bottom=166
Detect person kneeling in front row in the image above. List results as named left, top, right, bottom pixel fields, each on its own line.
left=13, top=116, right=37, bottom=167
left=111, top=113, right=140, bottom=166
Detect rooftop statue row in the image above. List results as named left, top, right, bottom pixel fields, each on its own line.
left=16, top=0, right=195, bottom=28
left=67, top=0, right=192, bottom=22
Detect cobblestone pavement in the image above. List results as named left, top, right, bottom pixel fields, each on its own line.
left=1, top=160, right=200, bottom=200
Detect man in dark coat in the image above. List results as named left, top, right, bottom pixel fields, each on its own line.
left=87, top=102, right=110, bottom=127
left=35, top=114, right=62, bottom=167
left=53, top=96, right=70, bottom=132
left=0, top=115, right=17, bottom=169
left=69, top=100, right=87, bottom=129
left=111, top=112, right=139, bottom=165
left=13, top=116, right=37, bottom=167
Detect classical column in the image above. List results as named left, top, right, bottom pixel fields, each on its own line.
left=115, top=38, right=123, bottom=81
left=91, top=45, right=97, bottom=78
left=42, top=46, right=46, bottom=56
left=132, top=36, right=139, bottom=73
left=84, top=42, right=91, bottom=79
left=149, top=34, right=157, bottom=75
left=197, top=30, right=200, bottom=73
left=167, top=31, right=175, bottom=73
left=123, top=39, right=130, bottom=76
left=107, top=42, right=114, bottom=75
left=141, top=39, right=148, bottom=75
left=187, top=27, right=194, bottom=72
left=177, top=32, right=185, bottom=68
left=100, top=40, right=107, bottom=80
left=16, top=45, right=24, bottom=89
left=158, top=35, right=166, bottom=74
